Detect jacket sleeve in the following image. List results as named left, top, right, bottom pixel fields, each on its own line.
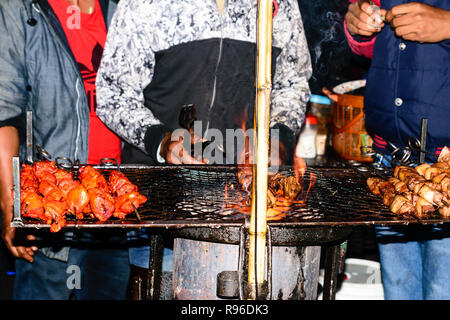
left=270, top=0, right=312, bottom=136
left=344, top=0, right=379, bottom=59
left=96, top=0, right=163, bottom=155
left=0, top=4, right=27, bottom=129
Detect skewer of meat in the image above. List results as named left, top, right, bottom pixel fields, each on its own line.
left=367, top=177, right=434, bottom=218
left=415, top=163, right=450, bottom=196
left=394, top=165, right=450, bottom=208
left=78, top=166, right=115, bottom=221
left=108, top=170, right=147, bottom=219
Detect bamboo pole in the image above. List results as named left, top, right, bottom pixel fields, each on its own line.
left=248, top=0, right=273, bottom=297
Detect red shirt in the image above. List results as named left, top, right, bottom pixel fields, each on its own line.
left=48, top=0, right=122, bottom=164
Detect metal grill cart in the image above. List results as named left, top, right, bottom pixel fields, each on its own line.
left=12, top=157, right=450, bottom=299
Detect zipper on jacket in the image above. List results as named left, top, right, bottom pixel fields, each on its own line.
left=34, top=1, right=87, bottom=161
left=74, top=80, right=82, bottom=160
left=204, top=1, right=226, bottom=137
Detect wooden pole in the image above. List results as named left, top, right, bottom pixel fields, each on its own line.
left=248, top=0, right=273, bottom=298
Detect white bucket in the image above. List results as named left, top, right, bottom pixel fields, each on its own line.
left=319, top=258, right=384, bottom=300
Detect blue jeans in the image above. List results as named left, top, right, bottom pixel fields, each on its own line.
left=127, top=230, right=173, bottom=272
left=376, top=224, right=450, bottom=300
left=14, top=246, right=130, bottom=300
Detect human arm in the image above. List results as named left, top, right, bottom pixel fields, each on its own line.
left=271, top=0, right=312, bottom=136
left=0, top=3, right=38, bottom=262
left=344, top=0, right=387, bottom=58
left=385, top=2, right=450, bottom=43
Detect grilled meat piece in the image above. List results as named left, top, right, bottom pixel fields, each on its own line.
left=389, top=195, right=417, bottom=217
left=87, top=188, right=115, bottom=222
left=66, top=184, right=90, bottom=219
left=43, top=200, right=67, bottom=233
left=38, top=181, right=64, bottom=201
left=79, top=166, right=109, bottom=192
left=33, top=161, right=58, bottom=182
left=21, top=191, right=45, bottom=220
left=108, top=171, right=138, bottom=196
left=268, top=172, right=302, bottom=200
left=114, top=191, right=147, bottom=219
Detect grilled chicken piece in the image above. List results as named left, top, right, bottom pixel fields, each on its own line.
left=20, top=164, right=39, bottom=190
left=114, top=191, right=147, bottom=219
left=414, top=196, right=434, bottom=218
left=43, top=200, right=67, bottom=233
left=21, top=191, right=45, bottom=220
left=268, top=173, right=302, bottom=200
left=54, top=169, right=74, bottom=183
left=439, top=205, right=450, bottom=217
left=413, top=182, right=449, bottom=207
left=432, top=162, right=450, bottom=170
left=66, top=184, right=90, bottom=219
left=415, top=163, right=431, bottom=177
left=58, top=179, right=80, bottom=201
left=87, top=188, right=115, bottom=222
left=79, top=166, right=109, bottom=192
left=389, top=195, right=417, bottom=217
left=388, top=177, right=409, bottom=194
left=366, top=177, right=382, bottom=196
left=38, top=181, right=64, bottom=201
left=108, top=171, right=138, bottom=196
left=438, top=146, right=450, bottom=163
left=33, top=161, right=58, bottom=182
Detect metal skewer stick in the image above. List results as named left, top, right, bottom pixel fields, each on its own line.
left=131, top=203, right=142, bottom=221
left=248, top=0, right=273, bottom=300
left=419, top=118, right=428, bottom=164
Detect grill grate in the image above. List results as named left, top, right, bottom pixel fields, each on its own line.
left=13, top=164, right=450, bottom=229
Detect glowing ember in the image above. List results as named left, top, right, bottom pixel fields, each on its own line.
left=221, top=155, right=316, bottom=221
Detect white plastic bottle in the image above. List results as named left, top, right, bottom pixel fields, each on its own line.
left=296, top=114, right=318, bottom=159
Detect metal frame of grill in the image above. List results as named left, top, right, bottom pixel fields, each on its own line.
left=12, top=158, right=450, bottom=230
left=12, top=156, right=450, bottom=300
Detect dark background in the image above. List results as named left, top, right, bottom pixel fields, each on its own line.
left=0, top=0, right=374, bottom=300
left=297, top=0, right=370, bottom=95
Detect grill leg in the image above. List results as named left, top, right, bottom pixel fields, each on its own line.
left=148, top=233, right=164, bottom=300
left=322, top=242, right=345, bottom=300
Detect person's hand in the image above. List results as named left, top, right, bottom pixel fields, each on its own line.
left=386, top=2, right=450, bottom=43
left=159, top=129, right=207, bottom=165
left=346, top=0, right=387, bottom=37
left=1, top=204, right=38, bottom=263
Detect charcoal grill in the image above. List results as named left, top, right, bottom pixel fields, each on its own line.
left=11, top=157, right=450, bottom=300
left=12, top=160, right=450, bottom=229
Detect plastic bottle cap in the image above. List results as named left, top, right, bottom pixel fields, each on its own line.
left=309, top=94, right=331, bottom=105
left=305, top=114, right=318, bottom=125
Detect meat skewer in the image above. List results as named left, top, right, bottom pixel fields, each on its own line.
left=18, top=162, right=148, bottom=232
left=367, top=177, right=434, bottom=218
left=108, top=170, right=147, bottom=219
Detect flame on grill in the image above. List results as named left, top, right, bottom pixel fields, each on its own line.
left=221, top=154, right=317, bottom=220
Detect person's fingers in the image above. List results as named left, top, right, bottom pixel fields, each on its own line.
left=347, top=10, right=380, bottom=35
left=359, top=0, right=374, bottom=16
left=26, top=234, right=38, bottom=251
left=390, top=13, right=415, bottom=28
left=180, top=151, right=207, bottom=165
left=168, top=141, right=206, bottom=165
left=347, top=20, right=377, bottom=37
left=390, top=2, right=418, bottom=17
left=15, top=246, right=34, bottom=263
left=394, top=25, right=415, bottom=38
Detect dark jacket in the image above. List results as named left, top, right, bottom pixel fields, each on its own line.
left=0, top=0, right=118, bottom=262
left=363, top=0, right=450, bottom=161
left=0, top=0, right=117, bottom=164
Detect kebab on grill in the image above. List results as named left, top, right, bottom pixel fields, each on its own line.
left=18, top=161, right=147, bottom=232
left=237, top=168, right=302, bottom=208
left=367, top=147, right=450, bottom=218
